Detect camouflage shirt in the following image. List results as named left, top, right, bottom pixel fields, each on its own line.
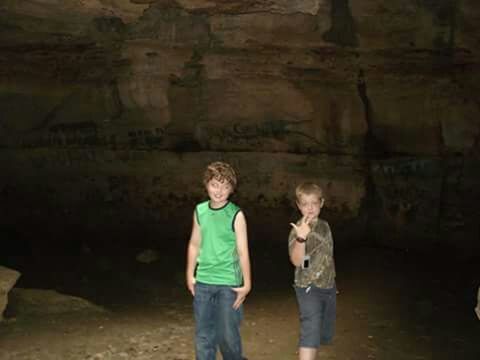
left=288, top=218, right=336, bottom=289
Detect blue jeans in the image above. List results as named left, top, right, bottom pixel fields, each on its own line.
left=193, top=282, right=244, bottom=360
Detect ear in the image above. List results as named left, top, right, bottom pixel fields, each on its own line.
left=320, top=198, right=325, bottom=208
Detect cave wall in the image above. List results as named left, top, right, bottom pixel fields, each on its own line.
left=1, top=0, right=479, bottom=254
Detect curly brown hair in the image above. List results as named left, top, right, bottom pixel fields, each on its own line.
left=203, top=161, right=238, bottom=190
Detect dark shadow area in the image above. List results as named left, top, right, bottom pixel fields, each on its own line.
left=1, top=211, right=479, bottom=360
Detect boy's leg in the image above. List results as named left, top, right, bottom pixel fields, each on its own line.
left=295, top=286, right=336, bottom=359
left=475, top=286, right=480, bottom=320
left=194, top=283, right=218, bottom=360
left=295, top=286, right=322, bottom=350
left=320, top=287, right=336, bottom=345
left=216, top=286, right=243, bottom=360
left=298, top=347, right=317, bottom=360
left=295, top=286, right=336, bottom=347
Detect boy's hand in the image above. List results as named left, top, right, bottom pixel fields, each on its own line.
left=186, top=276, right=196, bottom=296
left=232, top=285, right=251, bottom=310
left=290, top=216, right=312, bottom=240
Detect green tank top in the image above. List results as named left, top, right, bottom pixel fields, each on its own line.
left=195, top=200, right=243, bottom=286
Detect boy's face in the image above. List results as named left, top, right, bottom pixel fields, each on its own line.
left=296, top=193, right=324, bottom=220
left=206, top=177, right=233, bottom=207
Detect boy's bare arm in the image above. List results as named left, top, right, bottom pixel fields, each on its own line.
left=289, top=216, right=311, bottom=267
left=232, top=211, right=251, bottom=309
left=289, top=237, right=306, bottom=267
left=186, top=211, right=201, bottom=296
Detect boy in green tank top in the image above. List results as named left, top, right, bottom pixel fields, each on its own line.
left=186, top=161, right=251, bottom=360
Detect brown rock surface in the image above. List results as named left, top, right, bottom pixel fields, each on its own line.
left=1, top=0, right=480, bottom=252
left=0, top=266, right=21, bottom=320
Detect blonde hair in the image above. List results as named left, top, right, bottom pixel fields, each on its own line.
left=203, top=161, right=238, bottom=190
left=295, top=182, right=323, bottom=201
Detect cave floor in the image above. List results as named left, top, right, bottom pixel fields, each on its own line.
left=1, top=247, right=479, bottom=360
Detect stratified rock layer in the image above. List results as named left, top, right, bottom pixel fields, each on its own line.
left=1, top=0, right=479, bottom=253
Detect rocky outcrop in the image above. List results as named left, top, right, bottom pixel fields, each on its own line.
left=8, top=288, right=106, bottom=317
left=0, top=266, right=21, bottom=320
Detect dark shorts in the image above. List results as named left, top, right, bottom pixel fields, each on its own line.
left=294, top=285, right=336, bottom=348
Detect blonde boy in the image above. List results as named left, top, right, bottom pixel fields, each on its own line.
left=289, top=182, right=336, bottom=360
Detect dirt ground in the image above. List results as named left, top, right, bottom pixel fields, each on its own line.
left=1, top=247, right=479, bottom=360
